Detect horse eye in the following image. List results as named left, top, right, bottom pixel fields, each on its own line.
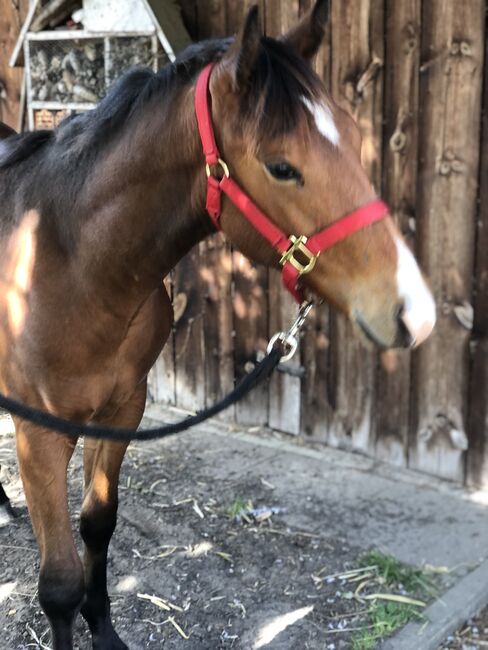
left=265, top=161, right=303, bottom=184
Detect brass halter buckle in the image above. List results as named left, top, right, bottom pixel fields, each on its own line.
left=280, top=235, right=319, bottom=275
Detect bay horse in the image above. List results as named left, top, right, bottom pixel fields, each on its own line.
left=0, top=2, right=435, bottom=648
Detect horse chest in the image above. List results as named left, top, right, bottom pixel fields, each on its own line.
left=66, top=285, right=173, bottom=418
left=0, top=283, right=173, bottom=421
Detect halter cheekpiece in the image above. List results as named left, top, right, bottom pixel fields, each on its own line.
left=194, top=63, right=389, bottom=303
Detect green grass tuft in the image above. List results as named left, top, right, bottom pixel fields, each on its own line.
left=351, top=629, right=377, bottom=650
left=359, top=550, right=438, bottom=595
left=226, top=497, right=253, bottom=520
left=352, top=602, right=424, bottom=649
left=349, top=550, right=437, bottom=648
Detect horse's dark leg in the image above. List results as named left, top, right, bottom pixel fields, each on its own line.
left=80, top=439, right=130, bottom=650
left=80, top=383, right=146, bottom=650
left=0, top=477, right=14, bottom=525
left=15, top=421, right=83, bottom=650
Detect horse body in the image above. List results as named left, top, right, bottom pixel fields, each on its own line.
left=0, top=3, right=436, bottom=648
left=0, top=54, right=207, bottom=650
left=0, top=69, right=213, bottom=414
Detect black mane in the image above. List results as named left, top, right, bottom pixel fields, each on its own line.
left=0, top=39, right=230, bottom=170
left=0, top=130, right=52, bottom=167
left=0, top=35, right=321, bottom=170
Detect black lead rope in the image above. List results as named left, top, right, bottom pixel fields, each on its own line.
left=0, top=346, right=283, bottom=442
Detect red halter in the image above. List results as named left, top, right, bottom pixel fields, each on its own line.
left=194, top=63, right=389, bottom=303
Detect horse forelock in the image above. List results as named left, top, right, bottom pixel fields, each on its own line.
left=237, top=37, right=325, bottom=146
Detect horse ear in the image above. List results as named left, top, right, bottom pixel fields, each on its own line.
left=224, top=4, right=261, bottom=91
left=282, top=0, right=329, bottom=60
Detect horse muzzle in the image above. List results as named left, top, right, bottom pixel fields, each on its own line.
left=354, top=289, right=436, bottom=350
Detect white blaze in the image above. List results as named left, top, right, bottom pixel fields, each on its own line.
left=301, top=97, right=339, bottom=146
left=395, top=237, right=436, bottom=346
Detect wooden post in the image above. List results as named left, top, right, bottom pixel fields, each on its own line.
left=268, top=275, right=302, bottom=434
left=233, top=253, right=269, bottom=425
left=410, top=1, right=485, bottom=481
left=229, top=0, right=270, bottom=426
left=147, top=278, right=176, bottom=405
left=153, top=0, right=228, bottom=414
left=143, top=0, right=198, bottom=409
left=173, top=246, right=206, bottom=411
left=0, top=0, right=29, bottom=129
left=179, top=0, right=197, bottom=40
left=265, top=0, right=302, bottom=435
left=196, top=0, right=235, bottom=413
left=374, top=0, right=421, bottom=466
left=201, top=235, right=234, bottom=409
left=299, top=0, right=331, bottom=86
left=467, top=20, right=488, bottom=487
left=328, top=0, right=384, bottom=452
left=300, top=303, right=330, bottom=439
left=298, top=0, right=332, bottom=441
left=144, top=0, right=192, bottom=56
left=467, top=341, right=488, bottom=487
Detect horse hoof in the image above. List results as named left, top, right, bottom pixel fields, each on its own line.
left=0, top=501, right=15, bottom=527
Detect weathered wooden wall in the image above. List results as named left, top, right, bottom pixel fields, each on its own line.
left=0, top=0, right=29, bottom=129
left=172, top=0, right=488, bottom=486
left=3, top=0, right=487, bottom=485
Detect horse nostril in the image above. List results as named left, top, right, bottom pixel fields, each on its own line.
left=395, top=304, right=415, bottom=348
left=394, top=301, right=405, bottom=320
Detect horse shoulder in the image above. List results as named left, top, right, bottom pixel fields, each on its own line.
left=116, top=283, right=173, bottom=381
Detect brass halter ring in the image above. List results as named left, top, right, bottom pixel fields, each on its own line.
left=205, top=158, right=230, bottom=179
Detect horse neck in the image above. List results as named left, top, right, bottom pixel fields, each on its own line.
left=74, top=83, right=212, bottom=308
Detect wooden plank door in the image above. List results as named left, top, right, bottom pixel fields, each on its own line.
left=265, top=0, right=302, bottom=435
left=0, top=0, right=29, bottom=130
left=229, top=0, right=270, bottom=426
left=328, top=0, right=384, bottom=453
left=467, top=15, right=488, bottom=487
left=410, top=0, right=485, bottom=480
left=374, top=0, right=421, bottom=467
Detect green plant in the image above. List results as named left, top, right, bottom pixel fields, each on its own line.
left=352, top=602, right=424, bottom=649
left=347, top=550, right=438, bottom=648
left=351, top=629, right=377, bottom=650
left=226, top=497, right=253, bottom=520
left=358, top=550, right=438, bottom=596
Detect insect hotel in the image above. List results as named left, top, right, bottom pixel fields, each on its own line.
left=10, top=0, right=190, bottom=131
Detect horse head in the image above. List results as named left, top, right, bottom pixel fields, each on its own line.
left=202, top=1, right=435, bottom=349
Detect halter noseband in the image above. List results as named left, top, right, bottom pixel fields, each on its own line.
left=194, top=63, right=389, bottom=303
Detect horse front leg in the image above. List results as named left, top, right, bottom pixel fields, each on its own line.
left=15, top=422, right=83, bottom=650
left=80, top=382, right=146, bottom=650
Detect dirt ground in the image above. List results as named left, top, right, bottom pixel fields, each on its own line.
left=0, top=414, right=462, bottom=650
left=0, top=420, right=368, bottom=650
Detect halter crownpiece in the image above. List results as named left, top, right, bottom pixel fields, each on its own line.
left=194, top=63, right=389, bottom=303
